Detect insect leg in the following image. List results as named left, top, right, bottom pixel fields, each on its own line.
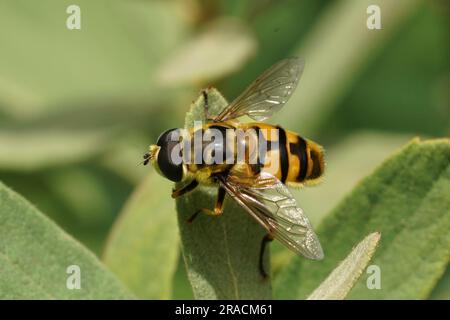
left=188, top=186, right=225, bottom=223
left=172, top=180, right=199, bottom=198
left=259, top=233, right=274, bottom=279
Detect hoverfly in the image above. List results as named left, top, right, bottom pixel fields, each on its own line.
left=144, top=58, right=325, bottom=277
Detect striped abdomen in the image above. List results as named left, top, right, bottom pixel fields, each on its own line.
left=239, top=123, right=325, bottom=186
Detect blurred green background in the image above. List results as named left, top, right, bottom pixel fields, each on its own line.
left=0, top=0, right=448, bottom=298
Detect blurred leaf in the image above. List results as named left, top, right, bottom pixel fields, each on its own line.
left=328, top=3, right=450, bottom=138
left=0, top=128, right=110, bottom=171
left=0, top=181, right=133, bottom=299
left=103, top=172, right=179, bottom=299
left=429, top=266, right=450, bottom=300
left=275, top=138, right=450, bottom=299
left=279, top=0, right=422, bottom=135
left=0, top=0, right=187, bottom=118
left=176, top=88, right=271, bottom=299
left=307, top=232, right=380, bottom=300
left=157, top=18, right=257, bottom=86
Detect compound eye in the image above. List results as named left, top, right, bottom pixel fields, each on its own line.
left=156, top=128, right=183, bottom=182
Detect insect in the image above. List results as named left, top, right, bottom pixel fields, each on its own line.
left=144, top=58, right=325, bottom=277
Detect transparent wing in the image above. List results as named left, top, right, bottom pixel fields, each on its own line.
left=218, top=171, right=323, bottom=260
left=215, top=57, right=304, bottom=122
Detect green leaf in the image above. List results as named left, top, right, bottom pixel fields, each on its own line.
left=307, top=232, right=380, bottom=300
left=275, top=138, right=450, bottom=299
left=176, top=88, right=272, bottom=299
left=103, top=172, right=179, bottom=299
left=0, top=181, right=133, bottom=299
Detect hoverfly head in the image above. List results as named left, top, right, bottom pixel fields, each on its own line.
left=145, top=128, right=184, bottom=182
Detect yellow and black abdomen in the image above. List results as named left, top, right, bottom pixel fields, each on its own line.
left=246, top=123, right=325, bottom=186
left=283, top=129, right=325, bottom=186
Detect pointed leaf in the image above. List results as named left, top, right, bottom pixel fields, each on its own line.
left=307, top=232, right=380, bottom=300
